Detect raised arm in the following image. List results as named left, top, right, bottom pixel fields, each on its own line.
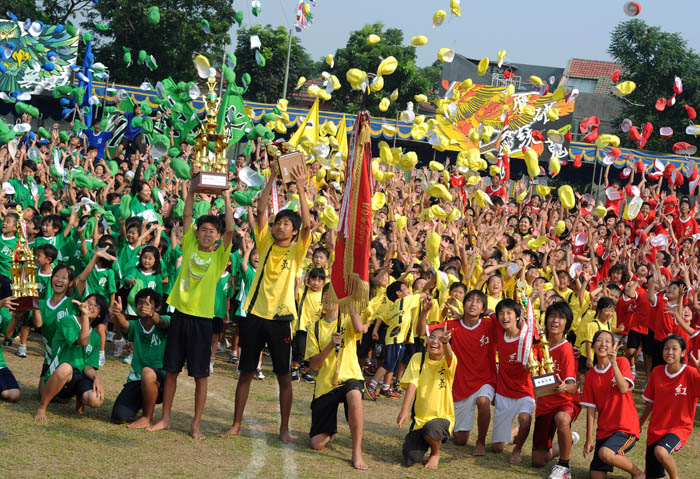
left=291, top=164, right=311, bottom=244
left=256, top=161, right=278, bottom=232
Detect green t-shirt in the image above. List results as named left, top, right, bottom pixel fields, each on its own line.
left=34, top=235, right=67, bottom=262
left=235, top=266, right=256, bottom=317
left=8, top=178, right=44, bottom=209
left=117, top=243, right=141, bottom=285
left=130, top=199, right=156, bottom=218
left=39, top=296, right=77, bottom=365
left=85, top=265, right=116, bottom=299
left=65, top=233, right=91, bottom=272
left=167, top=225, right=232, bottom=318
left=37, top=270, right=52, bottom=301
left=0, top=309, right=12, bottom=369
left=46, top=314, right=85, bottom=377
left=0, top=233, right=17, bottom=279
left=162, top=245, right=181, bottom=295
left=84, top=328, right=101, bottom=370
left=124, top=269, right=164, bottom=315
left=214, top=271, right=233, bottom=319
left=125, top=317, right=169, bottom=382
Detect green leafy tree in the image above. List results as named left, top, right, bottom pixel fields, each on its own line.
left=609, top=19, right=700, bottom=152
left=0, top=0, right=92, bottom=24
left=233, top=24, right=313, bottom=103
left=328, top=23, right=432, bottom=118
left=83, top=0, right=237, bottom=85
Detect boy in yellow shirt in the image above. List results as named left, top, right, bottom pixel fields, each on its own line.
left=397, top=321, right=457, bottom=470
left=148, top=181, right=234, bottom=439
left=292, top=267, right=325, bottom=382
left=305, top=284, right=369, bottom=470
left=220, top=162, right=311, bottom=444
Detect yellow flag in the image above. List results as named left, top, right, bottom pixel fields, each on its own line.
left=335, top=114, right=348, bottom=160
left=289, top=98, right=319, bottom=147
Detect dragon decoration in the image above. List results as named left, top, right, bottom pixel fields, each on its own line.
left=434, top=82, right=576, bottom=162
left=0, top=18, right=79, bottom=95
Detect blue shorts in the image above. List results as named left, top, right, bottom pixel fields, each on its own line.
left=645, top=433, right=682, bottom=479
left=383, top=343, right=405, bottom=374
left=590, top=431, right=638, bottom=472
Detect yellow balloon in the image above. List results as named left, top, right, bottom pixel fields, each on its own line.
left=379, top=98, right=390, bottom=112
left=554, top=220, right=566, bottom=235
left=524, top=148, right=540, bottom=178
left=558, top=185, right=575, bottom=210
left=414, top=94, right=428, bottom=103
left=411, top=35, right=428, bottom=46
left=367, top=34, right=381, bottom=45
left=377, top=56, right=398, bottom=76
left=433, top=10, right=446, bottom=27
left=477, top=57, right=489, bottom=76
left=429, top=161, right=444, bottom=172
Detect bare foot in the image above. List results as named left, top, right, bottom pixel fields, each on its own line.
left=473, top=442, right=486, bottom=456
left=75, top=396, right=84, bottom=415
left=280, top=428, right=292, bottom=444
left=425, top=454, right=440, bottom=470
left=190, top=423, right=205, bottom=440
left=127, top=416, right=152, bottom=429
left=34, top=407, right=48, bottom=423
left=218, top=423, right=241, bottom=438
left=509, top=450, right=522, bottom=465
left=146, top=419, right=170, bottom=432
left=352, top=452, right=368, bottom=471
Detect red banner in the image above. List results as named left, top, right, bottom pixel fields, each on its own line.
left=330, top=111, right=373, bottom=308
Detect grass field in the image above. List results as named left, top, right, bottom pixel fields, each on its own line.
left=2, top=335, right=699, bottom=479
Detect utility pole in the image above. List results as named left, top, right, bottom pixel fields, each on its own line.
left=281, top=28, right=293, bottom=99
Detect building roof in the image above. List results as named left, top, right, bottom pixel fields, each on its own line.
left=566, top=59, right=623, bottom=79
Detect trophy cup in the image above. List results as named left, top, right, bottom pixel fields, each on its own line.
left=266, top=141, right=305, bottom=184
left=10, top=206, right=39, bottom=310
left=190, top=75, right=231, bottom=194
left=517, top=281, right=561, bottom=398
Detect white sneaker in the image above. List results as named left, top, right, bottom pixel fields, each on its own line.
left=209, top=360, right=214, bottom=374
left=15, top=344, right=27, bottom=358
left=571, top=431, right=580, bottom=446
left=113, top=339, right=125, bottom=357
left=106, top=331, right=115, bottom=342
left=99, top=350, right=106, bottom=367
left=122, top=353, right=132, bottom=364
left=548, top=465, right=572, bottom=479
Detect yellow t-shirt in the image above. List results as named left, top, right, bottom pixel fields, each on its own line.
left=384, top=293, right=421, bottom=345
left=245, top=224, right=311, bottom=320
left=400, top=351, right=458, bottom=433
left=305, top=314, right=363, bottom=398
left=578, top=317, right=612, bottom=359
left=167, top=225, right=232, bottom=318
left=294, top=287, right=322, bottom=333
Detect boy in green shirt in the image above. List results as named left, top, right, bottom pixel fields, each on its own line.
left=147, top=182, right=234, bottom=440
left=0, top=212, right=18, bottom=298
left=110, top=289, right=169, bottom=428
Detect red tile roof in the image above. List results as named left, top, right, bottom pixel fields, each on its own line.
left=567, top=59, right=623, bottom=79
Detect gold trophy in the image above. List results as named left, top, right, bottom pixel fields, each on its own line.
left=190, top=75, right=231, bottom=194
left=265, top=140, right=304, bottom=184
left=518, top=281, right=560, bottom=398
left=10, top=207, right=39, bottom=310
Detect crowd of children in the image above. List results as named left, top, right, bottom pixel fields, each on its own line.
left=1, top=112, right=700, bottom=478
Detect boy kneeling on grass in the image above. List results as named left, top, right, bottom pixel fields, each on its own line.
left=305, top=283, right=369, bottom=470
left=397, top=296, right=457, bottom=470
left=34, top=295, right=106, bottom=422
left=109, top=289, right=169, bottom=428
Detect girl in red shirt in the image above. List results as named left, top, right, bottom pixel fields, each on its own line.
left=640, top=335, right=700, bottom=479
left=580, top=330, right=644, bottom=479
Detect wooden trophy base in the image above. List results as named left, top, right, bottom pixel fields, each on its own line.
left=15, top=295, right=39, bottom=311
left=191, top=171, right=228, bottom=195
left=532, top=372, right=561, bottom=398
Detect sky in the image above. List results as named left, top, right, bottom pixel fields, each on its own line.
left=242, top=0, right=700, bottom=69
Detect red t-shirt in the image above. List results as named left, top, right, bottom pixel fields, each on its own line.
left=615, top=294, right=635, bottom=336
left=494, top=330, right=534, bottom=399
left=580, top=357, right=639, bottom=440
left=650, top=292, right=679, bottom=342
left=535, top=340, right=580, bottom=416
left=643, top=364, right=700, bottom=446
left=630, top=289, right=651, bottom=334
left=485, top=185, right=508, bottom=203
left=672, top=216, right=699, bottom=241
left=446, top=317, right=497, bottom=401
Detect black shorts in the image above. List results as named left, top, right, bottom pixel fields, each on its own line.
left=641, top=332, right=655, bottom=356
left=111, top=369, right=165, bottom=423
left=0, top=367, right=19, bottom=392
left=589, top=431, right=638, bottom=472
left=645, top=433, right=683, bottom=479
left=0, top=275, right=11, bottom=300
left=627, top=330, right=643, bottom=350
left=402, top=418, right=451, bottom=466
left=212, top=317, right=224, bottom=335
left=309, top=379, right=364, bottom=437
left=293, top=330, right=307, bottom=364
left=163, top=310, right=213, bottom=378
left=55, top=368, right=94, bottom=401
left=239, top=314, right=293, bottom=375
left=578, top=355, right=592, bottom=375
left=40, top=363, right=49, bottom=378
left=648, top=334, right=665, bottom=368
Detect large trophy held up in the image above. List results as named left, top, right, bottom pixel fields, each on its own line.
left=190, top=76, right=230, bottom=194
left=10, top=207, right=39, bottom=310
left=528, top=334, right=561, bottom=398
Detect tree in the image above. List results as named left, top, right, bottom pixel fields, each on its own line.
left=233, top=24, right=314, bottom=104
left=609, top=19, right=700, bottom=153
left=1, top=0, right=91, bottom=25
left=328, top=23, right=434, bottom=118
left=83, top=0, right=237, bottom=86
